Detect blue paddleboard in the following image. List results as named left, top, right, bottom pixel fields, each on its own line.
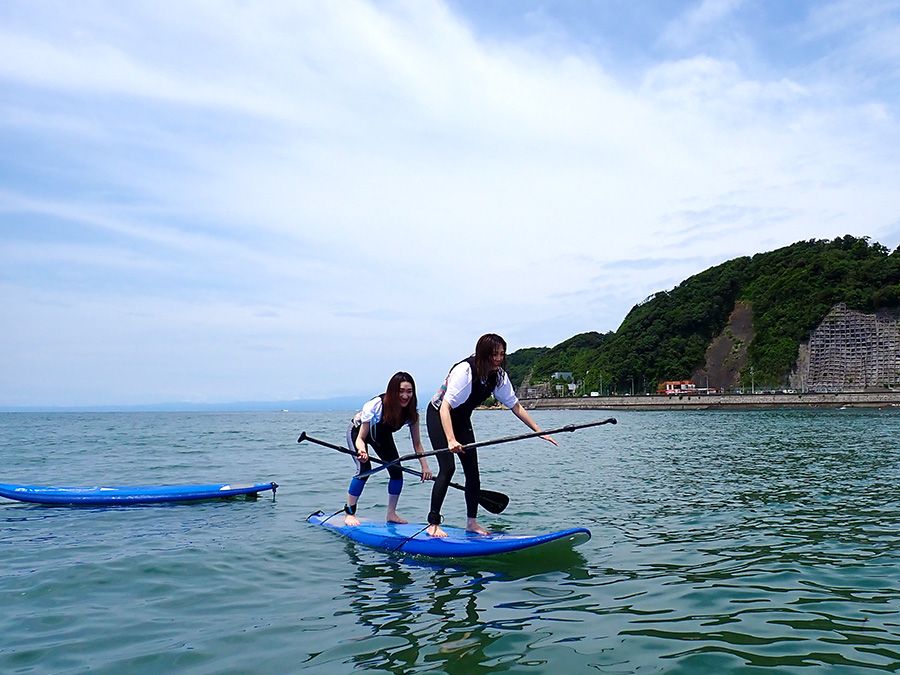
left=307, top=511, right=590, bottom=558
left=0, top=481, right=278, bottom=505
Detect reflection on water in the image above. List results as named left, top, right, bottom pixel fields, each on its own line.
left=305, top=538, right=594, bottom=673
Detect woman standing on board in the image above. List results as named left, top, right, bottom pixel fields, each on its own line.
left=426, top=334, right=558, bottom=537
left=343, top=372, right=432, bottom=526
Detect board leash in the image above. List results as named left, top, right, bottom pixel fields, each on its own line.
left=323, top=506, right=346, bottom=524
left=314, top=507, right=430, bottom=553
left=307, top=508, right=345, bottom=525
left=391, top=523, right=430, bottom=553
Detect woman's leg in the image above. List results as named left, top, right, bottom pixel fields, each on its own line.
left=452, top=423, right=488, bottom=534
left=372, top=435, right=406, bottom=523
left=458, top=447, right=481, bottom=519
left=344, top=424, right=370, bottom=526
left=426, top=405, right=454, bottom=536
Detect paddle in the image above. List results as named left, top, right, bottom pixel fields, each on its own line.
left=297, top=432, right=510, bottom=514
left=355, top=417, right=617, bottom=479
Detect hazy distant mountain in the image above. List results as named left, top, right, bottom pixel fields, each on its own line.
left=1, top=396, right=366, bottom=413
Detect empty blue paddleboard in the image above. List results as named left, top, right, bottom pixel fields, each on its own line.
left=0, top=481, right=278, bottom=505
left=307, top=511, right=590, bottom=558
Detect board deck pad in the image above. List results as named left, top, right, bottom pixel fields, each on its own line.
left=0, top=481, right=278, bottom=505
left=307, top=511, right=590, bottom=558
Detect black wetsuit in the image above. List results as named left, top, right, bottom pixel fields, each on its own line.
left=346, top=395, right=408, bottom=497
left=427, top=357, right=498, bottom=525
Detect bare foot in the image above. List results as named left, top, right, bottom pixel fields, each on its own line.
left=386, top=512, right=408, bottom=524
left=466, top=520, right=489, bottom=535
left=426, top=524, right=448, bottom=537
left=344, top=514, right=360, bottom=526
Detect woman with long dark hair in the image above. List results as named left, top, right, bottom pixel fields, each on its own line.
left=343, top=371, right=432, bottom=526
left=425, top=334, right=558, bottom=537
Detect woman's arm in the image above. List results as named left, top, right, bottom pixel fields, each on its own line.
left=409, top=421, right=432, bottom=480
left=354, top=422, right=370, bottom=461
left=510, top=402, right=559, bottom=446
left=439, top=398, right=464, bottom=453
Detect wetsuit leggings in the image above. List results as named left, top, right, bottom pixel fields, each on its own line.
left=426, top=404, right=480, bottom=523
left=346, top=425, right=403, bottom=498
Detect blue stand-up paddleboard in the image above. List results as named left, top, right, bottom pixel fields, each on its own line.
left=307, top=511, right=590, bottom=558
left=0, top=481, right=278, bottom=506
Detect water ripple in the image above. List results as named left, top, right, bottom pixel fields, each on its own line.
left=1, top=409, right=899, bottom=672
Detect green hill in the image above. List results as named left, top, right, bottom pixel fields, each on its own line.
left=511, top=235, right=900, bottom=394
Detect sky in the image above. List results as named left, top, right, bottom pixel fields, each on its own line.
left=2, top=0, right=900, bottom=408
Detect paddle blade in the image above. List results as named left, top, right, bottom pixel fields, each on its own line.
left=478, top=489, right=510, bottom=514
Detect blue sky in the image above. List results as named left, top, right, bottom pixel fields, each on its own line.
left=2, top=0, right=899, bottom=407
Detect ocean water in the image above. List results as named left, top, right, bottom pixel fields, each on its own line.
left=1, top=408, right=898, bottom=674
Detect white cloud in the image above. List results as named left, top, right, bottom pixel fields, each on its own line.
left=658, top=0, right=747, bottom=50
left=1, top=0, right=899, bottom=405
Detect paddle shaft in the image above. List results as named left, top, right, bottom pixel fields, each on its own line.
left=297, top=432, right=497, bottom=499
left=298, top=431, right=509, bottom=513
left=357, top=417, right=617, bottom=478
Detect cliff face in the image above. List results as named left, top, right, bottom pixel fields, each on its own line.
left=695, top=301, right=900, bottom=392
left=692, top=301, right=754, bottom=391
left=791, top=303, right=900, bottom=391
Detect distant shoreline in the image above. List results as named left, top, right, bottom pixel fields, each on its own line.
left=520, top=391, right=900, bottom=411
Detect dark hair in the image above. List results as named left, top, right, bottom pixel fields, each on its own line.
left=473, top=333, right=507, bottom=381
left=382, top=371, right=419, bottom=428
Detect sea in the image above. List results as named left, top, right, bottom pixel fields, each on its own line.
left=1, top=408, right=898, bottom=674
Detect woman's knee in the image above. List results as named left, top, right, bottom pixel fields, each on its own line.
left=348, top=476, right=367, bottom=497
left=436, top=455, right=455, bottom=480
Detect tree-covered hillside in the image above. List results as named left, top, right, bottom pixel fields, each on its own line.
left=505, top=346, right=550, bottom=388
left=511, top=236, right=900, bottom=393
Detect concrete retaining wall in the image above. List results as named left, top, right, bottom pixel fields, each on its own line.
left=520, top=392, right=900, bottom=411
